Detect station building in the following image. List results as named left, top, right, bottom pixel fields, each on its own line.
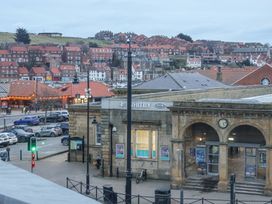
left=69, top=85, right=272, bottom=195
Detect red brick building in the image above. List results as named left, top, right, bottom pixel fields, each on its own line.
left=0, top=62, right=18, bottom=82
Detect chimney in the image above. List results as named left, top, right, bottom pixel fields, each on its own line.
left=216, top=66, right=222, bottom=82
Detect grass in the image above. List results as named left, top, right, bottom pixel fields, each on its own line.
left=0, top=32, right=111, bottom=47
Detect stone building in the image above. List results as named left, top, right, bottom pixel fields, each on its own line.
left=68, top=85, right=272, bottom=195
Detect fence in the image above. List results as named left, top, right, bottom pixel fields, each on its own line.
left=66, top=178, right=272, bottom=204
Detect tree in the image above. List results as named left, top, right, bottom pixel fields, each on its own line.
left=15, top=28, right=31, bottom=44
left=89, top=42, right=98, bottom=48
left=111, top=52, right=121, bottom=67
left=176, top=33, right=193, bottom=43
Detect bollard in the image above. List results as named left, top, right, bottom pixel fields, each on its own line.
left=180, top=190, right=184, bottom=204
left=6, top=147, right=10, bottom=161
left=20, top=149, right=22, bottom=160
left=102, top=159, right=104, bottom=177
left=3, top=118, right=6, bottom=130
left=230, top=173, right=236, bottom=204
left=116, top=167, right=119, bottom=178
left=36, top=151, right=39, bottom=160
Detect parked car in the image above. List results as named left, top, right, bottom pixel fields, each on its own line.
left=9, top=125, right=33, bottom=133
left=61, top=135, right=69, bottom=146
left=35, top=126, right=60, bottom=137
left=5, top=128, right=34, bottom=142
left=56, top=122, right=69, bottom=135
left=14, top=116, right=40, bottom=126
left=48, top=124, right=63, bottom=136
left=0, top=134, right=10, bottom=147
left=0, top=132, right=17, bottom=145
left=55, top=110, right=69, bottom=121
left=39, top=112, right=66, bottom=123
left=0, top=150, right=8, bottom=161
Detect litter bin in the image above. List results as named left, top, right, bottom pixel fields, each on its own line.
left=0, top=150, right=8, bottom=161
left=103, top=185, right=117, bottom=204
left=155, top=187, right=171, bottom=204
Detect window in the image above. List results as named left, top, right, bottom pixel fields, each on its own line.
left=95, top=124, right=102, bottom=145
left=132, top=129, right=157, bottom=159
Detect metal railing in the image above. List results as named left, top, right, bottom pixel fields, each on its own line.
left=66, top=178, right=272, bottom=204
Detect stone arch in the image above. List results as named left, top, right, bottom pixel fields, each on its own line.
left=181, top=119, right=222, bottom=142
left=226, top=122, right=267, bottom=145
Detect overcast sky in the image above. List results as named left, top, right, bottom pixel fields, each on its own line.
left=1, top=0, right=272, bottom=43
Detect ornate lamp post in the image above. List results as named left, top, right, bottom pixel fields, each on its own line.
left=125, top=38, right=132, bottom=204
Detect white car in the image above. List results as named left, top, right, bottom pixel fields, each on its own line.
left=0, top=132, right=18, bottom=145
left=0, top=134, right=10, bottom=146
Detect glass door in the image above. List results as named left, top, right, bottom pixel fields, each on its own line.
left=207, top=145, right=219, bottom=175
left=245, top=147, right=257, bottom=178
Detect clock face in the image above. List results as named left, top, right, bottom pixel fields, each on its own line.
left=218, top=119, right=228, bottom=129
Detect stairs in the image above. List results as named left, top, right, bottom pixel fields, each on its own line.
left=183, top=176, right=265, bottom=195
left=230, top=181, right=265, bottom=196
left=183, top=176, right=218, bottom=192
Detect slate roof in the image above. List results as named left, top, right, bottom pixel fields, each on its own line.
left=134, top=72, right=228, bottom=91
left=0, top=83, right=10, bottom=98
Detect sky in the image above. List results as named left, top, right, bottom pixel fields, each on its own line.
left=1, top=0, right=272, bottom=43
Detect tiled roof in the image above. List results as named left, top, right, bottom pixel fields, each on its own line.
left=8, top=80, right=60, bottom=98
left=59, top=64, right=76, bottom=71
left=31, top=67, right=46, bottom=74
left=0, top=50, right=9, bottom=55
left=50, top=67, right=60, bottom=74
left=65, top=46, right=81, bottom=52
left=18, top=67, right=29, bottom=74
left=59, top=81, right=114, bottom=98
left=198, top=66, right=257, bottom=85
left=10, top=46, right=27, bottom=52
left=0, top=62, right=17, bottom=67
left=234, top=64, right=272, bottom=85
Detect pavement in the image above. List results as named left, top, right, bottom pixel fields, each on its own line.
left=9, top=152, right=272, bottom=203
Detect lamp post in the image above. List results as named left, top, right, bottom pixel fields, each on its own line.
left=109, top=124, right=117, bottom=177
left=86, top=63, right=91, bottom=194
left=125, top=38, right=132, bottom=204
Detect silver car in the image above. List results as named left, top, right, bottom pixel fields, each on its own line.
left=0, top=134, right=10, bottom=146
left=35, top=126, right=60, bottom=137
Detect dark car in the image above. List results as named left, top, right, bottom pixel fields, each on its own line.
left=39, top=112, right=66, bottom=123
left=61, top=135, right=69, bottom=146
left=14, top=116, right=40, bottom=126
left=5, top=128, right=35, bottom=142
left=56, top=122, right=69, bottom=135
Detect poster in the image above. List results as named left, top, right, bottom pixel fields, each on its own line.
left=160, top=145, right=169, bottom=160
left=116, top=144, right=124, bottom=159
left=195, top=147, right=206, bottom=164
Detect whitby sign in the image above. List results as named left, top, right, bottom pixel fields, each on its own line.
left=102, top=99, right=172, bottom=111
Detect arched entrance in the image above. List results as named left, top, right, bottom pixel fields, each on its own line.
left=228, top=125, right=266, bottom=181
left=184, top=123, right=220, bottom=177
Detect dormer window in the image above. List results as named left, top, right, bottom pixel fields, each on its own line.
left=261, top=78, right=270, bottom=85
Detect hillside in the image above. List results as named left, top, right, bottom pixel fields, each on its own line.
left=0, top=32, right=111, bottom=47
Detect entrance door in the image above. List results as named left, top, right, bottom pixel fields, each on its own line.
left=207, top=145, right=219, bottom=175
left=245, top=147, right=257, bottom=178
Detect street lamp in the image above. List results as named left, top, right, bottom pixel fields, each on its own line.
left=125, top=38, right=132, bottom=204
left=86, top=62, right=91, bottom=194
left=109, top=124, right=117, bottom=177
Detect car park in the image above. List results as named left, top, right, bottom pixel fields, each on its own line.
left=14, top=116, right=40, bottom=126
left=35, top=126, right=60, bottom=137
left=0, top=132, right=17, bottom=145
left=5, top=128, right=34, bottom=142
left=39, top=112, right=66, bottom=123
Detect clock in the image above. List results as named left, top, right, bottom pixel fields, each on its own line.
left=218, top=119, right=228, bottom=129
